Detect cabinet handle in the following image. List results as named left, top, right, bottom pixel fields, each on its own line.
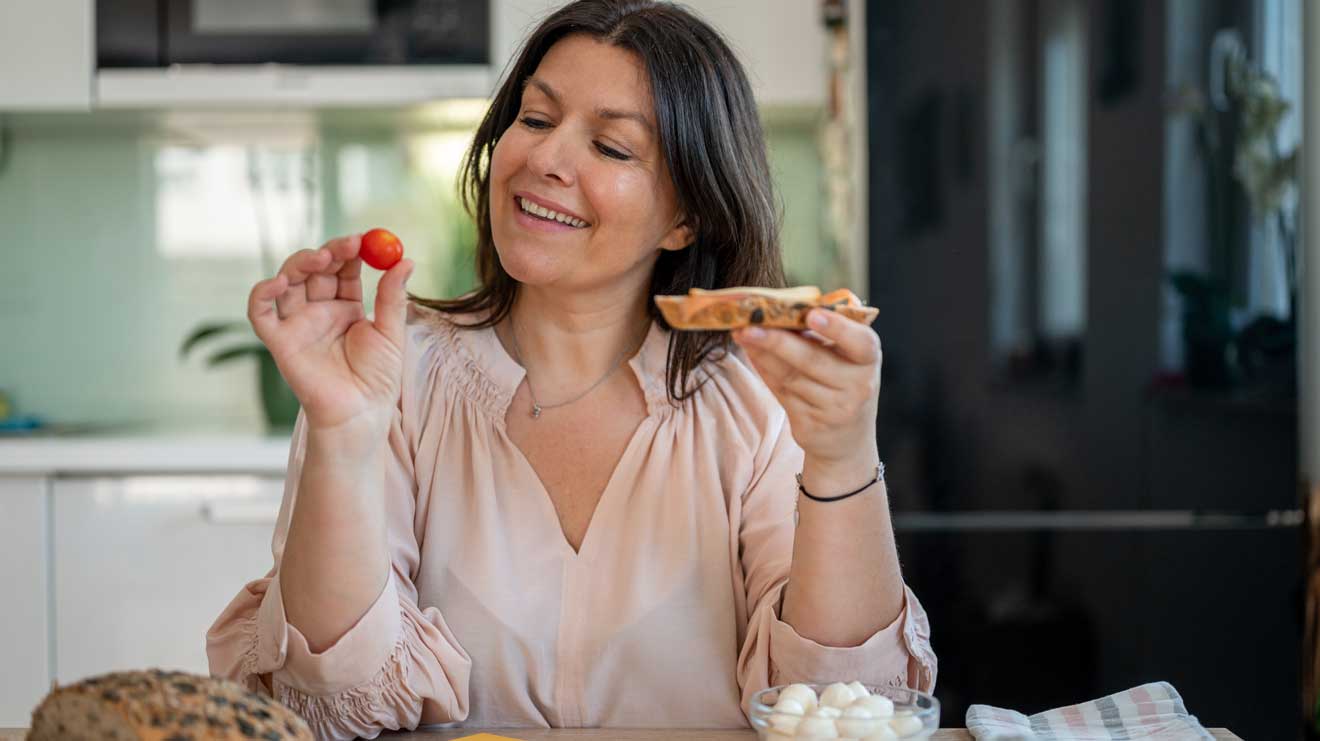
left=200, top=500, right=280, bottom=526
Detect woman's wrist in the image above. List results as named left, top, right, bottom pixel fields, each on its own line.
left=799, top=447, right=882, bottom=498
left=305, top=415, right=391, bottom=470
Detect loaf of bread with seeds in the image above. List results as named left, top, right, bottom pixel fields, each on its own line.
left=26, top=669, right=312, bottom=741
left=654, top=286, right=879, bottom=330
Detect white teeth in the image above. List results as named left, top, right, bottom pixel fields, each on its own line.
left=519, top=197, right=587, bottom=228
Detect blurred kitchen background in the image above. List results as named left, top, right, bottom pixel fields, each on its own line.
left=0, top=0, right=1316, bottom=739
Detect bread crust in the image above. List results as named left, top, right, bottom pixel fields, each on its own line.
left=27, top=669, right=313, bottom=741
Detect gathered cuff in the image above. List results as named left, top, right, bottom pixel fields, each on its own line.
left=898, top=585, right=938, bottom=691
left=265, top=569, right=402, bottom=696
left=737, top=583, right=937, bottom=707
left=272, top=609, right=435, bottom=740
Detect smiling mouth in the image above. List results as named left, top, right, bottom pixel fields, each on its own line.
left=516, top=196, right=590, bottom=228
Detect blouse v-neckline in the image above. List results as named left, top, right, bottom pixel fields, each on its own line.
left=453, top=318, right=674, bottom=559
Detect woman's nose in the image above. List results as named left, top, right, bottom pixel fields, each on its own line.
left=525, top=129, right=576, bottom=187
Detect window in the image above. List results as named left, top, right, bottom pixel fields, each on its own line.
left=988, top=0, right=1089, bottom=385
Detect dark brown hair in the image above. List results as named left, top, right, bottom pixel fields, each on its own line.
left=412, top=0, right=786, bottom=403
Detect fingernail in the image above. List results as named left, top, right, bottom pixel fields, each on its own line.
left=807, top=311, right=829, bottom=330
left=743, top=327, right=767, bottom=342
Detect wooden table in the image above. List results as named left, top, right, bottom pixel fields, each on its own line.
left=374, top=731, right=1243, bottom=740
left=1, top=729, right=1244, bottom=740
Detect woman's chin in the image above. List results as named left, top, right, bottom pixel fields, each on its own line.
left=494, top=245, right=570, bottom=287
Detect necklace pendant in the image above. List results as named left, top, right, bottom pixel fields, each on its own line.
left=531, top=403, right=542, bottom=419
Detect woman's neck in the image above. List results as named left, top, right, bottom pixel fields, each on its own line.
left=504, top=285, right=652, bottom=392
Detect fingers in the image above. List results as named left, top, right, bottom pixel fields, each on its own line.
left=335, top=249, right=364, bottom=303
left=249, top=235, right=403, bottom=357
left=735, top=309, right=883, bottom=463
left=803, top=308, right=883, bottom=366
left=732, top=327, right=850, bottom=391
left=274, top=248, right=332, bottom=318
left=307, top=235, right=363, bottom=302
left=373, top=258, right=416, bottom=347
left=247, top=273, right=288, bottom=340
left=742, top=345, right=835, bottom=408
left=274, top=236, right=369, bottom=316
left=325, top=296, right=367, bottom=332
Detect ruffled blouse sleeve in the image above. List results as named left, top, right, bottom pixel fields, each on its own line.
left=731, top=377, right=937, bottom=708
left=206, top=317, right=472, bottom=741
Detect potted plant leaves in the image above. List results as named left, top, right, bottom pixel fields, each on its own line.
left=180, top=322, right=299, bottom=431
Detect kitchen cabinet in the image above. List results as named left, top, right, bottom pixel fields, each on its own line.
left=494, top=0, right=828, bottom=108
left=0, top=0, right=93, bottom=111
left=0, top=478, right=50, bottom=727
left=682, top=0, right=828, bottom=108
left=0, top=433, right=291, bottom=720
left=1, top=0, right=828, bottom=111
left=51, top=475, right=284, bottom=684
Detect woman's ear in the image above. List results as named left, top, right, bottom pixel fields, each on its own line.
left=658, top=219, right=694, bottom=252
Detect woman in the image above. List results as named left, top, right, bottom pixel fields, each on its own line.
left=207, top=1, right=936, bottom=738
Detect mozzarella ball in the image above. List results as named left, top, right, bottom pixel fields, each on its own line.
left=861, top=726, right=899, bottom=741
left=819, top=682, right=858, bottom=709
left=770, top=711, right=803, bottom=735
left=836, top=704, right=886, bottom=738
left=888, top=712, right=924, bottom=737
left=813, top=705, right=843, bottom=719
left=794, top=711, right=841, bottom=739
left=849, top=694, right=895, bottom=718
left=847, top=681, right=871, bottom=698
left=774, top=697, right=808, bottom=716
left=778, top=684, right=819, bottom=712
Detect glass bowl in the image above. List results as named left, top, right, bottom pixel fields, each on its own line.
left=748, top=682, right=940, bottom=739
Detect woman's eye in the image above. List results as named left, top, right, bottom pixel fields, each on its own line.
left=596, top=143, right=631, bottom=161
left=518, top=115, right=629, bottom=160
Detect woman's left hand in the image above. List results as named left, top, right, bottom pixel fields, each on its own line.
left=732, top=308, right=882, bottom=466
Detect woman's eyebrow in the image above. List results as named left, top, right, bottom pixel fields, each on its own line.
left=596, top=107, right=654, bottom=135
left=524, top=76, right=654, bottom=135
left=524, top=76, right=562, bottom=104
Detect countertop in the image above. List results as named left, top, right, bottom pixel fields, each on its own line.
left=0, top=429, right=292, bottom=476
left=0, top=729, right=1245, bottom=740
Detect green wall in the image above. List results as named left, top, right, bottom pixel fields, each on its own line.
left=0, top=107, right=829, bottom=429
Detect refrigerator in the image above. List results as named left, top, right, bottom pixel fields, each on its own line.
left=863, top=1, right=1311, bottom=738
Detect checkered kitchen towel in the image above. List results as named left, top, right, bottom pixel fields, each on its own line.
left=966, top=682, right=1214, bottom=740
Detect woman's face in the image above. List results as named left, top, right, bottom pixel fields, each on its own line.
left=489, top=34, right=692, bottom=296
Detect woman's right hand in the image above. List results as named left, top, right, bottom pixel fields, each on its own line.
left=247, top=234, right=415, bottom=438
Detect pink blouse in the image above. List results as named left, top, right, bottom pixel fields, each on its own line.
left=207, top=305, right=936, bottom=740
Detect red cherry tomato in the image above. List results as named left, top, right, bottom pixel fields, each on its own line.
left=360, top=228, right=404, bottom=271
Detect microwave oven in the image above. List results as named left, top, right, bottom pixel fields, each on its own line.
left=96, top=0, right=490, bottom=68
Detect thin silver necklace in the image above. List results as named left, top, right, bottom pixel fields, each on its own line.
left=508, top=317, right=645, bottom=419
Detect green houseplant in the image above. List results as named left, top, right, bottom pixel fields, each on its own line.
left=1166, top=30, right=1298, bottom=391
left=180, top=322, right=300, bottom=430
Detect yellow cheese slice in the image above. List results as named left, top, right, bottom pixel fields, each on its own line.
left=688, top=285, right=821, bottom=303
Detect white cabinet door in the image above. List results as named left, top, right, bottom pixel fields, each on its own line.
left=681, top=0, right=828, bottom=107
left=492, top=0, right=827, bottom=107
left=0, top=476, right=50, bottom=727
left=0, top=0, right=93, bottom=110
left=492, top=0, right=563, bottom=79
left=52, top=476, right=285, bottom=684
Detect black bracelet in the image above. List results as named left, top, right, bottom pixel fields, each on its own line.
left=796, top=462, right=885, bottom=502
